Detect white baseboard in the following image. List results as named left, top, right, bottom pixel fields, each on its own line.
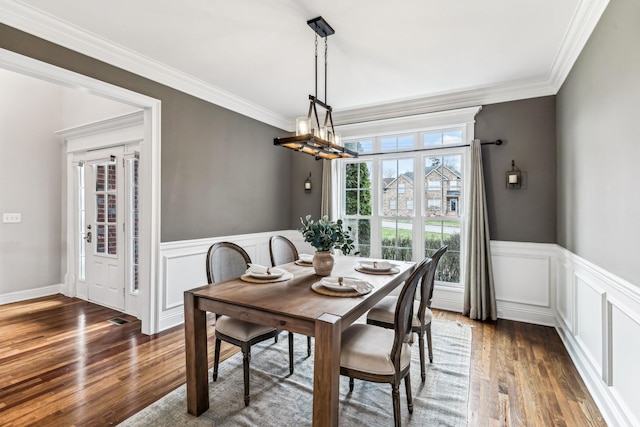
left=0, top=283, right=64, bottom=305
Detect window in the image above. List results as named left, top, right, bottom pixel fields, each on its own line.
left=344, top=161, right=372, bottom=257
left=339, top=125, right=469, bottom=286
left=128, top=157, right=140, bottom=292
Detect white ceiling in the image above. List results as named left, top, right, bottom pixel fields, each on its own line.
left=1, top=0, right=609, bottom=129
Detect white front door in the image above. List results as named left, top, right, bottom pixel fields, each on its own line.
left=83, top=147, right=125, bottom=310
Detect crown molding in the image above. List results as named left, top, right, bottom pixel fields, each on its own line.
left=1, top=0, right=608, bottom=129
left=547, top=0, right=610, bottom=92
left=332, top=0, right=610, bottom=126
left=0, top=0, right=292, bottom=131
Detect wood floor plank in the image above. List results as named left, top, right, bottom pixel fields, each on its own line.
left=0, top=296, right=607, bottom=426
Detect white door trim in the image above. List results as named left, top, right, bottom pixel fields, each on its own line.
left=0, top=48, right=162, bottom=335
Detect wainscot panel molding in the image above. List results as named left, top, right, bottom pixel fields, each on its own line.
left=556, top=247, right=640, bottom=427
left=157, top=230, right=315, bottom=331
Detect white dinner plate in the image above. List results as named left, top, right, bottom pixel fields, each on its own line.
left=358, top=261, right=394, bottom=272
left=298, top=254, right=314, bottom=264
left=320, top=277, right=368, bottom=292
left=247, top=267, right=285, bottom=280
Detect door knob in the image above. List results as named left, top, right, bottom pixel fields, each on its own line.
left=84, top=231, right=92, bottom=243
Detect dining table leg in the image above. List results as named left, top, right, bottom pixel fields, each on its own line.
left=312, top=313, right=342, bottom=427
left=184, top=291, right=210, bottom=416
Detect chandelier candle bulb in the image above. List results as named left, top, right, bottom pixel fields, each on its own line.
left=296, top=117, right=311, bottom=136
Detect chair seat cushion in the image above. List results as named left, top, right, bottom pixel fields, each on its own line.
left=367, top=296, right=432, bottom=328
left=340, top=324, right=411, bottom=375
left=215, top=316, right=276, bottom=341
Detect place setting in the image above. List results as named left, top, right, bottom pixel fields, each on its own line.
left=240, top=264, right=293, bottom=284
left=294, top=253, right=314, bottom=266
left=354, top=259, right=400, bottom=275
left=311, top=276, right=373, bottom=297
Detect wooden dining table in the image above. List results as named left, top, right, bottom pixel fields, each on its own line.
left=183, top=255, right=415, bottom=426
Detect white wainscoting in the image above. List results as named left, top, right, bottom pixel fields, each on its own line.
left=154, top=234, right=640, bottom=426
left=157, top=230, right=314, bottom=331
left=432, top=241, right=557, bottom=326
left=556, top=248, right=640, bottom=427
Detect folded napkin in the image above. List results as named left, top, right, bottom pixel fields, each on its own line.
left=299, top=253, right=313, bottom=263
left=247, top=264, right=271, bottom=274
left=359, top=260, right=393, bottom=270
left=321, top=276, right=368, bottom=289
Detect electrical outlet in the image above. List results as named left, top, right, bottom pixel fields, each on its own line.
left=3, top=213, right=21, bottom=223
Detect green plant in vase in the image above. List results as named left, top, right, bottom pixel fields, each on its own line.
left=300, top=215, right=355, bottom=276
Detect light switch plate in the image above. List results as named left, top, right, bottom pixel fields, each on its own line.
left=3, top=213, right=21, bottom=223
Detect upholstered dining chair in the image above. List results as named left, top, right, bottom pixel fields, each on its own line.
left=340, top=257, right=431, bottom=427
left=366, top=245, right=448, bottom=382
left=206, top=241, right=294, bottom=407
left=268, top=235, right=312, bottom=358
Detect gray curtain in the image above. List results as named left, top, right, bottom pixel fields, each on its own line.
left=463, top=139, right=497, bottom=321
left=321, top=159, right=332, bottom=218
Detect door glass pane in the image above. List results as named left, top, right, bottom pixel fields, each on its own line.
left=97, top=224, right=105, bottom=254
left=94, top=161, right=117, bottom=256
left=96, top=165, right=105, bottom=191
left=130, top=158, right=140, bottom=292
left=108, top=194, right=117, bottom=223
left=96, top=194, right=105, bottom=222
left=107, top=164, right=116, bottom=190
left=108, top=225, right=117, bottom=255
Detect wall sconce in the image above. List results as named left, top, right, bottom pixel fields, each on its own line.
left=304, top=173, right=312, bottom=192
left=506, top=160, right=522, bottom=189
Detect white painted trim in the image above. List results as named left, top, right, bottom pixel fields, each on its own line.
left=548, top=0, right=611, bottom=92
left=336, top=106, right=482, bottom=139
left=0, top=0, right=609, bottom=129
left=0, top=284, right=64, bottom=305
left=556, top=247, right=640, bottom=427
left=0, top=48, right=162, bottom=335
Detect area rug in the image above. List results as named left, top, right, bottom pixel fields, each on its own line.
left=118, top=319, right=472, bottom=426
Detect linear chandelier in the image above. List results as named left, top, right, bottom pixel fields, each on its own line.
left=274, top=16, right=358, bottom=160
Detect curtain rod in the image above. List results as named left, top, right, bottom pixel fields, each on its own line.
left=354, top=139, right=502, bottom=157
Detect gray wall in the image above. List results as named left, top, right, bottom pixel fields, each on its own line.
left=557, top=0, right=640, bottom=286
left=0, top=23, right=303, bottom=243
left=475, top=96, right=557, bottom=243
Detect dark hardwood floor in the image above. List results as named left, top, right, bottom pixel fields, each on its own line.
left=0, top=295, right=606, bottom=426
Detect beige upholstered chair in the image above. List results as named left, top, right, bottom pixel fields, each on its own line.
left=340, top=258, right=432, bottom=427
left=268, top=235, right=312, bottom=358
left=367, top=245, right=448, bottom=382
left=206, top=241, right=294, bottom=406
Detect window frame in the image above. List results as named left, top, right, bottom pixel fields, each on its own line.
left=335, top=106, right=480, bottom=288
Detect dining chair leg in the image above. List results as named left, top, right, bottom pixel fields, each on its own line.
left=288, top=332, right=294, bottom=374
left=274, top=330, right=279, bottom=343
left=426, top=323, right=433, bottom=363
left=418, top=332, right=426, bottom=382
left=307, top=336, right=312, bottom=357
left=242, top=345, right=251, bottom=406
left=212, top=337, right=222, bottom=381
left=404, top=374, right=413, bottom=414
left=391, top=383, right=401, bottom=427
left=349, top=377, right=355, bottom=392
